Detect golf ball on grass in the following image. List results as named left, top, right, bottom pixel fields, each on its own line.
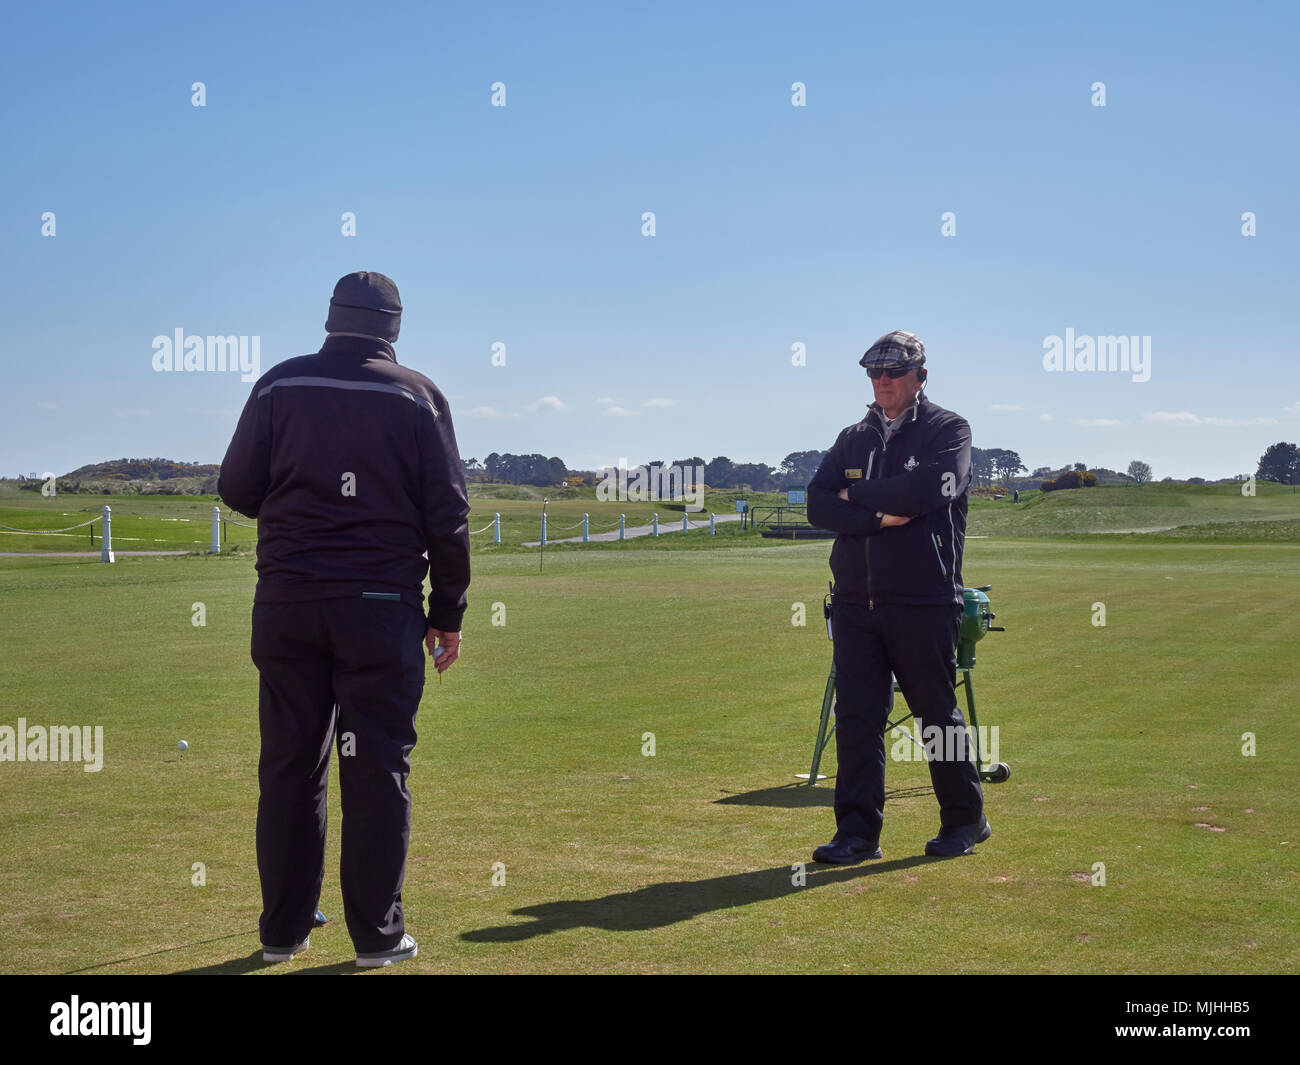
left=177, top=740, right=188, bottom=752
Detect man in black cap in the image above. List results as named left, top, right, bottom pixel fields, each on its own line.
left=806, top=330, right=988, bottom=863
left=219, top=271, right=470, bottom=966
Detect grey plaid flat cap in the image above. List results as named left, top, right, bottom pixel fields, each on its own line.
left=859, top=330, right=926, bottom=369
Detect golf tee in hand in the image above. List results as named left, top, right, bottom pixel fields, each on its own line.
left=426, top=628, right=461, bottom=674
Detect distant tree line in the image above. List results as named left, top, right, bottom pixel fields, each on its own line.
left=462, top=449, right=1182, bottom=493
left=1041, top=469, right=1098, bottom=492
left=462, top=451, right=829, bottom=492
left=33, top=441, right=1289, bottom=498
left=15, top=457, right=220, bottom=495
left=465, top=454, right=570, bottom=487
left=971, top=448, right=1026, bottom=491
left=1256, top=442, right=1298, bottom=485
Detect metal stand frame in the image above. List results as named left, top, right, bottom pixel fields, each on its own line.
left=802, top=662, right=1009, bottom=785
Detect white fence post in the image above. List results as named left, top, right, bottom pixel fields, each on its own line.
left=494, top=513, right=501, bottom=544
left=652, top=513, right=658, bottom=537
left=211, top=506, right=221, bottom=554
left=583, top=513, right=589, bottom=543
left=101, top=505, right=114, bottom=563
left=619, top=514, right=625, bottom=541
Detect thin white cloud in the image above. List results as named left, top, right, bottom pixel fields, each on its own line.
left=1075, top=418, right=1122, bottom=427
left=1144, top=411, right=1278, bottom=427
left=605, top=406, right=637, bottom=417
left=1282, top=401, right=1300, bottom=418
left=644, top=398, right=676, bottom=408
left=595, top=396, right=617, bottom=405
left=990, top=403, right=1022, bottom=412
left=525, top=396, right=567, bottom=413
left=36, top=401, right=58, bottom=410
left=1039, top=413, right=1053, bottom=422
left=1204, top=416, right=1277, bottom=427
left=462, top=406, right=521, bottom=419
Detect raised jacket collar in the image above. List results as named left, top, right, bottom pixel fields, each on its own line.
left=867, top=390, right=927, bottom=430
left=320, top=334, right=397, bottom=363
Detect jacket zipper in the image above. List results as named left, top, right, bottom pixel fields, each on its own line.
left=865, top=535, right=873, bottom=610
left=862, top=403, right=922, bottom=608
left=865, top=429, right=887, bottom=610
left=931, top=532, right=947, bottom=577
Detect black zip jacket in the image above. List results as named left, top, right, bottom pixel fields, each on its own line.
left=218, top=334, right=471, bottom=632
left=806, top=393, right=970, bottom=607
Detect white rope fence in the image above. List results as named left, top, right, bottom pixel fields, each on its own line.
left=0, top=506, right=114, bottom=561
left=217, top=508, right=508, bottom=547
left=534, top=511, right=720, bottom=544
left=468, top=513, right=502, bottom=542
left=0, top=515, right=101, bottom=533
left=216, top=507, right=256, bottom=555
left=3, top=502, right=726, bottom=561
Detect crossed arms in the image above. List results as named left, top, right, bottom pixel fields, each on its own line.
left=806, top=416, right=971, bottom=535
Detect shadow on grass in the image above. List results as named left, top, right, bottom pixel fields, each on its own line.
left=462, top=854, right=944, bottom=943
left=714, top=781, right=935, bottom=807
left=70, top=930, right=360, bottom=976
left=288, top=961, right=360, bottom=975
left=65, top=930, right=259, bottom=975
left=173, top=950, right=270, bottom=975
left=173, top=953, right=359, bottom=975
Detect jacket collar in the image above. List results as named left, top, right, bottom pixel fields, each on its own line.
left=320, top=333, right=397, bottom=363
left=867, top=390, right=927, bottom=428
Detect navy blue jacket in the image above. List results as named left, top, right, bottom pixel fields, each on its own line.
left=807, top=393, right=970, bottom=607
left=218, top=335, right=471, bottom=632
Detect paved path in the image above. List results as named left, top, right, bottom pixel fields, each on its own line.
left=524, top=512, right=741, bottom=546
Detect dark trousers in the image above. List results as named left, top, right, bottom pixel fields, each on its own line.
left=251, top=597, right=426, bottom=953
left=831, top=601, right=983, bottom=841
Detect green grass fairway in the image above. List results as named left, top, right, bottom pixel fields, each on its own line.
left=6, top=480, right=1300, bottom=555
left=1, top=535, right=1295, bottom=974
left=968, top=481, right=1300, bottom=539
left=0, top=479, right=778, bottom=554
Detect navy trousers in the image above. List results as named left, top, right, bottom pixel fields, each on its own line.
left=831, top=601, right=984, bottom=842
left=251, top=596, right=426, bottom=954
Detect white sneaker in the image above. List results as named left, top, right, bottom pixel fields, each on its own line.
left=356, top=934, right=418, bottom=968
left=262, top=935, right=309, bottom=963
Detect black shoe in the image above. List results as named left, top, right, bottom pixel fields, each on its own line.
left=812, top=836, right=882, bottom=865
left=925, top=816, right=992, bottom=858
left=313, top=909, right=329, bottom=928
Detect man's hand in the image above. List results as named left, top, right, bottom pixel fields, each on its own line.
left=837, top=487, right=910, bottom=527
left=426, top=628, right=461, bottom=673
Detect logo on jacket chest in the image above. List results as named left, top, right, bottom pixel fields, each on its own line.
left=903, top=455, right=919, bottom=471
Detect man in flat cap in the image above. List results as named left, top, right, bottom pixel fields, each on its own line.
left=806, top=330, right=988, bottom=863
left=219, top=271, right=470, bottom=967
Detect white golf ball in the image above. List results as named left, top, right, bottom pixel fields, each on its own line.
left=177, top=740, right=189, bottom=752
left=434, top=647, right=446, bottom=658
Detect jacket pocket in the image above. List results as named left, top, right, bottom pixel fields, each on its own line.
left=930, top=532, right=948, bottom=577
left=829, top=535, right=868, bottom=597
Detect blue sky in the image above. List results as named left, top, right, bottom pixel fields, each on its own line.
left=3, top=0, right=1297, bottom=481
